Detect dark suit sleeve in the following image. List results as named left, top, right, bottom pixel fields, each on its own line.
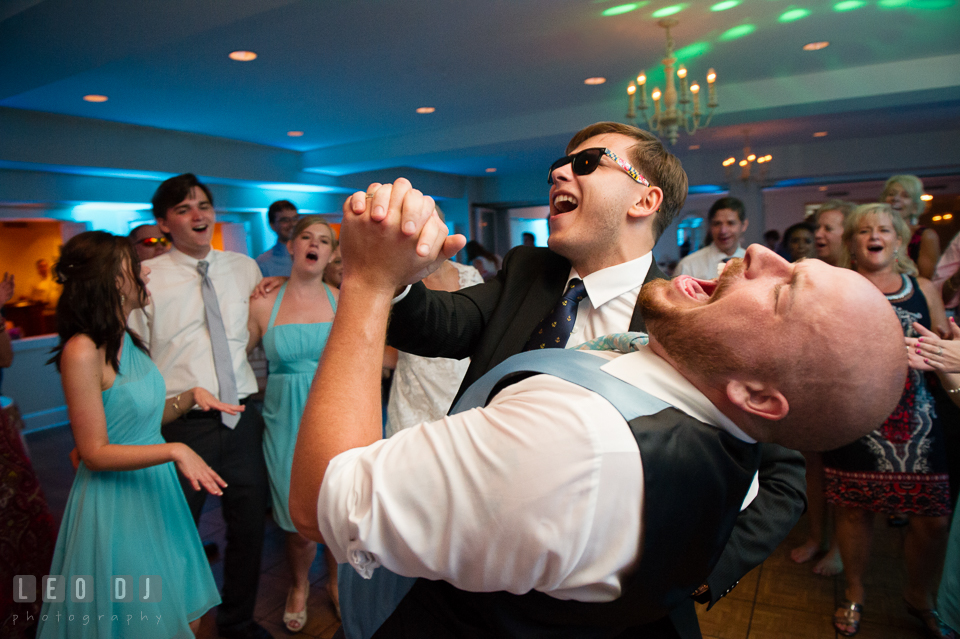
left=703, top=443, right=807, bottom=607
left=387, top=257, right=509, bottom=361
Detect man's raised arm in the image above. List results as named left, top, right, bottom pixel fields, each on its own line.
left=289, top=179, right=464, bottom=542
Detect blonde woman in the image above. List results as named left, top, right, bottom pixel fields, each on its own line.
left=825, top=204, right=956, bottom=638
left=247, top=215, right=339, bottom=631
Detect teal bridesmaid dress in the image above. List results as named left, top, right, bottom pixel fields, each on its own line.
left=37, top=332, right=219, bottom=638
left=262, top=282, right=336, bottom=532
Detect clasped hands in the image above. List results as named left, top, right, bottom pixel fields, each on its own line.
left=906, top=317, right=960, bottom=374
left=340, top=178, right=466, bottom=293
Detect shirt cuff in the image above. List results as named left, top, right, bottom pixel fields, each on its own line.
left=392, top=285, right=412, bottom=304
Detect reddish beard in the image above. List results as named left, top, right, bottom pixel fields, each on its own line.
left=637, top=259, right=748, bottom=381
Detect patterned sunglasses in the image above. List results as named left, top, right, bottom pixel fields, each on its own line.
left=547, top=147, right=650, bottom=187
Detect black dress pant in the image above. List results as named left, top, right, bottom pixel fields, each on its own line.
left=161, top=399, right=269, bottom=630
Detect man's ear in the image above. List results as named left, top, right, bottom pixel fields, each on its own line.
left=155, top=216, right=170, bottom=235
left=741, top=218, right=749, bottom=233
left=628, top=186, right=663, bottom=220
left=725, top=378, right=789, bottom=421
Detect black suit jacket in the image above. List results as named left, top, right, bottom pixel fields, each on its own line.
left=388, top=246, right=806, bottom=639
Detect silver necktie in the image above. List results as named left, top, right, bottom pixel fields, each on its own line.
left=197, top=260, right=240, bottom=428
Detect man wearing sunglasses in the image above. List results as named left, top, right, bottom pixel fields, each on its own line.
left=343, top=122, right=805, bottom=639
left=129, top=224, right=172, bottom=262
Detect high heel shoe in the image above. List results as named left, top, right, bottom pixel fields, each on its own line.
left=905, top=599, right=959, bottom=639
left=283, top=587, right=308, bottom=633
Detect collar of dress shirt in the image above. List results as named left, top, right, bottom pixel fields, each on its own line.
left=707, top=243, right=745, bottom=262
left=167, top=246, right=216, bottom=268
left=595, top=346, right=756, bottom=443
left=571, top=253, right=653, bottom=309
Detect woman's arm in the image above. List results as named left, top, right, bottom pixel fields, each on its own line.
left=246, top=291, right=272, bottom=353
left=161, top=387, right=244, bottom=425
left=62, top=335, right=226, bottom=494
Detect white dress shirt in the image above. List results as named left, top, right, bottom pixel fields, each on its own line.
left=565, top=252, right=652, bottom=348
left=128, top=247, right=262, bottom=400
left=393, top=253, right=652, bottom=347
left=317, top=347, right=757, bottom=603
left=675, top=244, right=746, bottom=280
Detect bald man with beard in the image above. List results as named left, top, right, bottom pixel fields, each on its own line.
left=288, top=181, right=907, bottom=639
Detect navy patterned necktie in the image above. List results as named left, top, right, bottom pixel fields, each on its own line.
left=524, top=278, right=588, bottom=351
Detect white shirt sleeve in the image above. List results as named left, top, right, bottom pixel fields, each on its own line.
left=317, top=374, right=644, bottom=602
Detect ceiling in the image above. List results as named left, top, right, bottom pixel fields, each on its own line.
left=2, top=0, right=959, bottom=181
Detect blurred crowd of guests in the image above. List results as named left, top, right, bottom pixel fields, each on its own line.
left=2, top=150, right=960, bottom=639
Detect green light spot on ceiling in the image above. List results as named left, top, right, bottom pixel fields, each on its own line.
left=912, top=0, right=956, bottom=8
left=602, top=3, right=639, bottom=16
left=710, top=0, right=740, bottom=10
left=652, top=4, right=686, bottom=17
left=834, top=0, right=866, bottom=11
left=718, top=23, right=756, bottom=41
left=778, top=8, right=811, bottom=21
left=878, top=0, right=910, bottom=6
left=674, top=42, right=712, bottom=61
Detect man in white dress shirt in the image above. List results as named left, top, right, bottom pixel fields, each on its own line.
left=288, top=184, right=907, bottom=638
left=328, top=124, right=800, bottom=637
left=128, top=174, right=270, bottom=639
left=675, top=197, right=749, bottom=280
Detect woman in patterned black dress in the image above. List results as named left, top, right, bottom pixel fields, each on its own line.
left=825, top=203, right=957, bottom=638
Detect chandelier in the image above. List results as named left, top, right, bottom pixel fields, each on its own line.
left=722, top=130, right=772, bottom=181
left=625, top=19, right=717, bottom=145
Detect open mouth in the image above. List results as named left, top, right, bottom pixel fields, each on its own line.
left=674, top=275, right=717, bottom=302
left=306, top=250, right=319, bottom=262
left=192, top=224, right=208, bottom=233
left=553, top=194, right=578, bottom=214
left=867, top=245, right=884, bottom=253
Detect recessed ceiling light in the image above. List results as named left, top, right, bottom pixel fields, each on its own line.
left=688, top=144, right=700, bottom=150
left=83, top=94, right=108, bottom=102
left=584, top=77, right=606, bottom=85
left=416, top=107, right=436, bottom=114
left=229, top=50, right=258, bottom=61
left=813, top=131, right=828, bottom=137
left=819, top=186, right=829, bottom=191
left=803, top=41, right=830, bottom=51
left=287, top=131, right=304, bottom=137
left=485, top=168, right=497, bottom=173
left=944, top=213, right=954, bottom=220
left=921, top=194, right=934, bottom=201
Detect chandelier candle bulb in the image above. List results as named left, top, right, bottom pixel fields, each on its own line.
left=624, top=20, right=718, bottom=144
left=627, top=83, right=637, bottom=119
left=707, top=69, right=718, bottom=108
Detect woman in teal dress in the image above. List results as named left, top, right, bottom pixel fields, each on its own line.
left=37, top=231, right=240, bottom=638
left=248, top=215, right=338, bottom=632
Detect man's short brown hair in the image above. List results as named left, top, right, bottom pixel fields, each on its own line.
left=566, top=122, right=688, bottom=242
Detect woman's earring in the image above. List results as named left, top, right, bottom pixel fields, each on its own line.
left=120, top=293, right=126, bottom=306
